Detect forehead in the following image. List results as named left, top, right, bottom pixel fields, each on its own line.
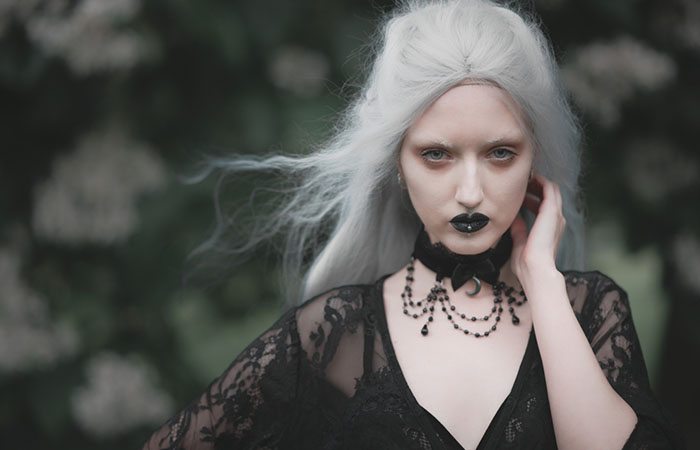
left=405, top=84, right=528, bottom=145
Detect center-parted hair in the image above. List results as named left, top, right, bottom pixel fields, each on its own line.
left=197, top=0, right=585, bottom=303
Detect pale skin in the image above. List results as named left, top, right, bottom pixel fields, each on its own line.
left=383, top=84, right=637, bottom=449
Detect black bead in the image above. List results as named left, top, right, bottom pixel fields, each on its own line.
left=423, top=308, right=427, bottom=313
left=428, top=316, right=434, bottom=322
left=442, top=307, right=447, bottom=312
left=447, top=315, right=452, bottom=320
left=509, top=306, right=514, bottom=313
left=471, top=317, right=477, bottom=321
left=430, top=306, right=434, bottom=311
left=512, top=314, right=520, bottom=325
left=444, top=295, right=450, bottom=301
left=413, top=314, right=418, bottom=318
left=450, top=305, right=455, bottom=311
left=454, top=324, right=459, bottom=329
left=421, top=325, right=429, bottom=335
left=495, top=316, right=500, bottom=322
left=484, top=331, right=490, bottom=336
left=460, top=314, right=466, bottom=319
left=483, top=315, right=489, bottom=320
left=491, top=325, right=497, bottom=331
left=464, top=330, right=470, bottom=335
left=475, top=333, right=481, bottom=338
left=492, top=306, right=497, bottom=312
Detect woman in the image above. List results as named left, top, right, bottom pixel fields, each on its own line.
left=142, top=0, right=679, bottom=448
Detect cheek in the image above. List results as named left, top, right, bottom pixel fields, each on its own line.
left=486, top=171, right=530, bottom=219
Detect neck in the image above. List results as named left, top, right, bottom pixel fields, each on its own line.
left=410, top=256, right=519, bottom=295
left=412, top=228, right=513, bottom=293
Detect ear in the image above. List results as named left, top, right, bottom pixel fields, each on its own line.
left=397, top=168, right=406, bottom=188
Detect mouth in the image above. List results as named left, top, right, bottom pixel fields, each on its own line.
left=450, top=213, right=490, bottom=233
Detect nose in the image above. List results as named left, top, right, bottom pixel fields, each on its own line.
left=454, top=161, right=484, bottom=209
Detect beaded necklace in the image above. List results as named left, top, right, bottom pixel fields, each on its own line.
left=402, top=229, right=527, bottom=338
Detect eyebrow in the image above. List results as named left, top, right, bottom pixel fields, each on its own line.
left=409, top=133, right=525, bottom=149
left=412, top=137, right=455, bottom=149
left=482, top=135, right=525, bottom=147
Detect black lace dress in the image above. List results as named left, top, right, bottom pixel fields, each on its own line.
left=141, top=271, right=680, bottom=449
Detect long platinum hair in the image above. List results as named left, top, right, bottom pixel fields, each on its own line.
left=198, top=0, right=585, bottom=303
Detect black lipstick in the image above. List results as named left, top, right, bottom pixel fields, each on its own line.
left=450, top=213, right=490, bottom=233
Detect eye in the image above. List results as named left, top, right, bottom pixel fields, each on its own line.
left=421, top=149, right=448, bottom=162
left=489, top=148, right=516, bottom=161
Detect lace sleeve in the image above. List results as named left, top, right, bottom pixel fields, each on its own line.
left=571, top=272, right=681, bottom=449
left=140, top=307, right=300, bottom=450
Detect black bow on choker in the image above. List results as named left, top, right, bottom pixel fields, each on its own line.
left=412, top=228, right=513, bottom=291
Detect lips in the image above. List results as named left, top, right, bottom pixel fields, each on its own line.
left=450, top=213, right=490, bottom=233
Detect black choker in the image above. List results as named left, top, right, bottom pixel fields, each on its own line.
left=402, top=229, right=527, bottom=338
left=413, top=228, right=513, bottom=294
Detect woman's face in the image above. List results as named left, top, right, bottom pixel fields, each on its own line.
left=399, top=84, right=534, bottom=255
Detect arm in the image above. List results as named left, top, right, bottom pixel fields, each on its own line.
left=140, top=307, right=300, bottom=450
left=510, top=174, right=637, bottom=450
left=521, top=269, right=638, bottom=450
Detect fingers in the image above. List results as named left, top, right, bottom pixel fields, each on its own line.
left=522, top=192, right=541, bottom=214
left=528, top=173, right=562, bottom=214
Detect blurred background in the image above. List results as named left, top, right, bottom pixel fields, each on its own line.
left=0, top=0, right=698, bottom=448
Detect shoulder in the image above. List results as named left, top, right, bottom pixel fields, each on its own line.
left=292, top=280, right=383, bottom=372
left=562, top=270, right=632, bottom=330
left=294, top=281, right=380, bottom=330
left=563, top=270, right=628, bottom=296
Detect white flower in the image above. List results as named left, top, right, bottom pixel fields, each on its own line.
left=269, top=45, right=330, bottom=97
left=623, top=137, right=699, bottom=203
left=24, top=0, right=152, bottom=74
left=32, top=128, right=167, bottom=245
left=562, top=37, right=676, bottom=126
left=0, top=248, right=78, bottom=373
left=71, top=351, right=173, bottom=437
left=672, top=233, right=700, bottom=295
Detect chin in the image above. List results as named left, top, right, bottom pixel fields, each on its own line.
left=440, top=228, right=502, bottom=255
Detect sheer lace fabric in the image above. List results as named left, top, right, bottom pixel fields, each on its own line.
left=141, top=272, right=679, bottom=449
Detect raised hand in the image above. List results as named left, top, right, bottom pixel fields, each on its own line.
left=509, top=173, right=566, bottom=284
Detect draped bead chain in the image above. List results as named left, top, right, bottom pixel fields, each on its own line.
left=401, top=257, right=527, bottom=338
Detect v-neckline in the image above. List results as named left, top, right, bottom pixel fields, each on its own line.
left=372, top=276, right=536, bottom=450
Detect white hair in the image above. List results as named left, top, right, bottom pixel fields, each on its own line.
left=196, top=0, right=585, bottom=303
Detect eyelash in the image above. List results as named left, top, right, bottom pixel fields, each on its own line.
left=420, top=149, right=448, bottom=163
left=419, top=147, right=517, bottom=165
left=489, top=148, right=517, bottom=161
